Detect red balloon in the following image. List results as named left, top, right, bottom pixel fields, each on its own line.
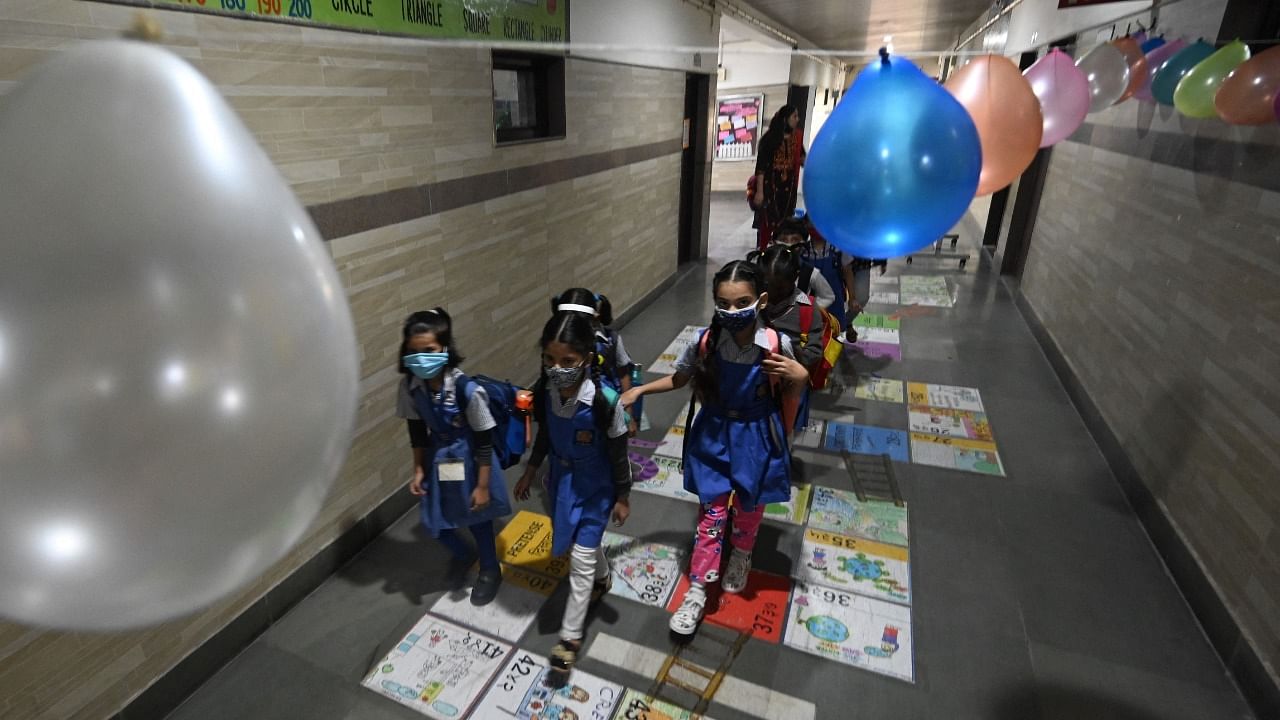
left=1112, top=36, right=1148, bottom=102
left=1215, top=45, right=1280, bottom=125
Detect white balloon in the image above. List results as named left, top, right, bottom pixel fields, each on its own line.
left=0, top=41, right=359, bottom=629
left=1076, top=42, right=1131, bottom=112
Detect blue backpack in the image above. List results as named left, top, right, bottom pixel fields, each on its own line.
left=456, top=374, right=530, bottom=470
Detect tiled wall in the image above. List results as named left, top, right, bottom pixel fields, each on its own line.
left=0, top=2, right=686, bottom=718
left=1021, top=98, right=1280, bottom=692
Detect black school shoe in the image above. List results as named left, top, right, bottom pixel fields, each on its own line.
left=470, top=567, right=502, bottom=606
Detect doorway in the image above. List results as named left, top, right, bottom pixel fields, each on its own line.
left=678, top=72, right=711, bottom=263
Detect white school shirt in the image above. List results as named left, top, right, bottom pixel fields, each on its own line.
left=544, top=379, right=630, bottom=439
left=671, top=318, right=796, bottom=375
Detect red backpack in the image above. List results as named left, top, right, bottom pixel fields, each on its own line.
left=796, top=296, right=843, bottom=391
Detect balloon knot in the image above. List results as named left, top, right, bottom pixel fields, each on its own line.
left=124, top=13, right=164, bottom=43
left=878, top=47, right=890, bottom=65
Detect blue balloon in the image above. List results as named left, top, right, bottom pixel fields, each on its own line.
left=803, top=55, right=981, bottom=260
left=1140, top=36, right=1167, bottom=53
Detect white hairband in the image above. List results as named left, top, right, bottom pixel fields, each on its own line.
left=558, top=303, right=597, bottom=315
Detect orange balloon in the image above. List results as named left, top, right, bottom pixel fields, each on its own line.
left=944, top=55, right=1043, bottom=196
left=1216, top=44, right=1280, bottom=125
left=1113, top=36, right=1148, bottom=102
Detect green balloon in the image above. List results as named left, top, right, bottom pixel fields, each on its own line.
left=1150, top=40, right=1215, bottom=106
left=1174, top=40, right=1251, bottom=117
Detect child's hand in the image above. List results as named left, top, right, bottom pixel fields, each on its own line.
left=762, top=352, right=809, bottom=385
left=513, top=468, right=535, bottom=501
left=611, top=497, right=630, bottom=527
left=409, top=466, right=426, bottom=496
left=627, top=418, right=639, bottom=437
left=620, top=387, right=643, bottom=411
left=470, top=485, right=491, bottom=512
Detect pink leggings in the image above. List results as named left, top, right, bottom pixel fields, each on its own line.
left=688, top=493, right=765, bottom=585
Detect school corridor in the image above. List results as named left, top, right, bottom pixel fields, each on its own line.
left=2, top=1, right=1278, bottom=719
left=148, top=192, right=1254, bottom=720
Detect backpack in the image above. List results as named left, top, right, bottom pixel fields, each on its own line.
left=594, top=329, right=626, bottom=389
left=681, top=328, right=798, bottom=464
left=796, top=296, right=843, bottom=391
left=455, top=374, right=531, bottom=470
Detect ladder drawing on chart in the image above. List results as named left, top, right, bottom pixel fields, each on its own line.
left=842, top=450, right=904, bottom=507
left=647, top=625, right=749, bottom=716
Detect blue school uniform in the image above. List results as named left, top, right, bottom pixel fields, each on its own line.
left=677, top=326, right=792, bottom=511
left=409, top=371, right=512, bottom=536
left=543, top=382, right=621, bottom=556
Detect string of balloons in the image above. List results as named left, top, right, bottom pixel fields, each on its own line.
left=803, top=38, right=1279, bottom=263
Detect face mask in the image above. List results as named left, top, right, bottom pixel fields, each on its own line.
left=403, top=352, right=449, bottom=379
left=715, top=302, right=758, bottom=332
left=545, top=364, right=586, bottom=389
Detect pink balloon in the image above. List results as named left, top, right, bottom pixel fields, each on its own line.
left=1024, top=48, right=1091, bottom=147
left=1135, top=38, right=1187, bottom=102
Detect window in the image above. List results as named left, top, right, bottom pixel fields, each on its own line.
left=492, top=52, right=566, bottom=145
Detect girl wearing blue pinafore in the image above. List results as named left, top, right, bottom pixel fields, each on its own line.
left=514, top=311, right=632, bottom=685
left=551, top=287, right=641, bottom=435
left=397, top=309, right=511, bottom=607
left=622, top=260, right=808, bottom=637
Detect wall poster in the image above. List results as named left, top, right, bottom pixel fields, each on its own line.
left=715, top=95, right=763, bottom=160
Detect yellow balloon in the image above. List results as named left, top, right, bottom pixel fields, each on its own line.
left=1174, top=40, right=1251, bottom=118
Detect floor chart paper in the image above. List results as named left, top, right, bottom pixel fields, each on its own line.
left=602, top=532, right=685, bottom=608
left=362, top=615, right=513, bottom=719
left=852, top=313, right=901, bottom=330
left=648, top=326, right=703, bottom=376
left=909, top=433, right=1005, bottom=476
left=908, top=406, right=993, bottom=441
left=653, top=407, right=690, bottom=461
left=785, top=581, right=915, bottom=682
left=856, top=326, right=900, bottom=345
left=899, top=276, right=954, bottom=307
left=798, top=528, right=911, bottom=605
left=824, top=423, right=909, bottom=462
left=496, top=511, right=570, bottom=579
left=854, top=378, right=905, bottom=404
left=667, top=571, right=791, bottom=644
left=473, top=650, right=624, bottom=720
left=851, top=341, right=902, bottom=361
left=631, top=455, right=697, bottom=504
left=807, top=486, right=910, bottom=547
left=906, top=383, right=985, bottom=412
left=615, top=689, right=715, bottom=720
left=764, top=481, right=813, bottom=525
left=428, top=566, right=555, bottom=643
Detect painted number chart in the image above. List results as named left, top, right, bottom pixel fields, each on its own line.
left=763, top=481, right=813, bottom=525
left=785, top=581, right=915, bottom=683
left=798, top=529, right=911, bottom=605
left=630, top=454, right=697, bottom=504
left=853, top=377, right=905, bottom=404
left=909, top=433, right=1006, bottom=476
left=807, top=486, right=910, bottom=547
left=602, top=532, right=685, bottom=608
left=899, top=275, right=954, bottom=307
left=906, top=383, right=985, bottom=412
left=428, top=566, right=555, bottom=643
left=648, top=326, right=703, bottom=376
left=362, top=615, right=512, bottom=719
left=473, top=651, right=624, bottom=720
left=908, top=406, right=993, bottom=441
left=824, top=422, right=910, bottom=462
left=615, top=689, right=715, bottom=720
left=653, top=407, right=690, bottom=461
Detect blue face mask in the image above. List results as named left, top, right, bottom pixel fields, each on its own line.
left=403, top=352, right=449, bottom=379
left=715, top=302, right=759, bottom=332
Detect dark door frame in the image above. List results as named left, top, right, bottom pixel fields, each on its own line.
left=678, top=72, right=712, bottom=263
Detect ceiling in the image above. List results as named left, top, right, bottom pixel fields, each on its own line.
left=738, top=0, right=997, bottom=57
